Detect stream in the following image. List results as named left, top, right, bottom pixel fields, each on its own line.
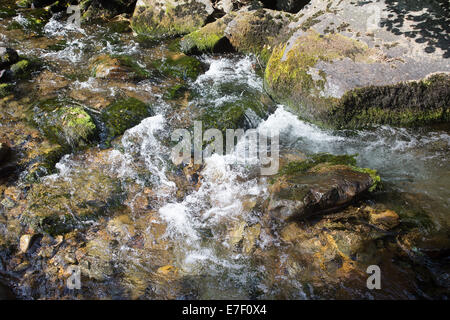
left=0, top=8, right=449, bottom=299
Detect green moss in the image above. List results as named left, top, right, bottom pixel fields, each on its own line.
left=46, top=40, right=67, bottom=51
left=101, top=97, right=153, bottom=143
left=279, top=153, right=357, bottom=176
left=277, top=153, right=380, bottom=192
left=179, top=14, right=234, bottom=54
left=9, top=59, right=31, bottom=79
left=113, top=55, right=151, bottom=79
left=330, top=73, right=450, bottom=128
left=351, top=167, right=381, bottom=192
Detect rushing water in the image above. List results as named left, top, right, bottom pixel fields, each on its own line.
left=1, top=11, right=449, bottom=299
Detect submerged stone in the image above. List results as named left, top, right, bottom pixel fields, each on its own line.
left=21, top=168, right=124, bottom=235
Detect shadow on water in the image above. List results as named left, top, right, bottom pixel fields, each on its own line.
left=378, top=0, right=450, bottom=58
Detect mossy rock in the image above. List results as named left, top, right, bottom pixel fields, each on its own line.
left=101, top=97, right=153, bottom=143
left=21, top=168, right=124, bottom=235
left=30, top=99, right=97, bottom=149
left=330, top=74, right=450, bottom=128
left=46, top=40, right=67, bottom=52
left=23, top=144, right=67, bottom=183
left=268, top=153, right=380, bottom=220
left=130, top=0, right=214, bottom=40
left=79, top=0, right=136, bottom=22
left=153, top=53, right=203, bottom=81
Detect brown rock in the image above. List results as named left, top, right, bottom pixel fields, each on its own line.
left=369, top=209, right=400, bottom=230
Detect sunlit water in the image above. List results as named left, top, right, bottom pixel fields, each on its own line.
left=1, top=12, right=449, bottom=299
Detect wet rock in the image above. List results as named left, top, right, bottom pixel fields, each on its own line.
left=77, top=236, right=114, bottom=281
left=0, top=282, right=15, bottom=300
left=229, top=221, right=261, bottom=254
left=264, top=0, right=450, bottom=128
left=90, top=54, right=150, bottom=81
left=101, top=97, right=153, bottom=144
left=267, top=154, right=379, bottom=221
left=9, top=59, right=33, bottom=80
left=31, top=99, right=97, bottom=150
left=0, top=47, right=19, bottom=70
left=196, top=91, right=272, bottom=133
left=107, top=214, right=136, bottom=239
left=131, top=0, right=214, bottom=39
left=369, top=209, right=400, bottom=230
left=21, top=168, right=124, bottom=235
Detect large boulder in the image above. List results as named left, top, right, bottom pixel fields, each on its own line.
left=264, top=0, right=450, bottom=128
left=131, top=0, right=214, bottom=39
left=267, top=154, right=379, bottom=221
left=180, top=7, right=293, bottom=60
